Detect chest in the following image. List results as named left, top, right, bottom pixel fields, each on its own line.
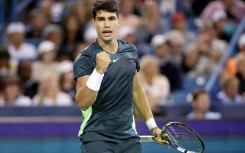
left=104, top=52, right=137, bottom=80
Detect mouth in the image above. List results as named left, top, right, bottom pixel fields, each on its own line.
left=102, top=30, right=112, bottom=37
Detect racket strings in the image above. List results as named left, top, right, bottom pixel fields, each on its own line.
left=165, top=125, right=203, bottom=152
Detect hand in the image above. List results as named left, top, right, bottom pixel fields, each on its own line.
left=151, top=127, right=164, bottom=145
left=96, top=51, right=111, bottom=74
left=152, top=127, right=171, bottom=147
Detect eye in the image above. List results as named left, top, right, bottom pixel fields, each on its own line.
left=97, top=18, right=104, bottom=21
left=109, top=17, right=116, bottom=21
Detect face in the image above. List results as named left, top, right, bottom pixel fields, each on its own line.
left=142, top=60, right=158, bottom=77
left=9, top=33, right=24, bottom=44
left=4, top=84, right=20, bottom=101
left=154, top=43, right=169, bottom=59
left=225, top=79, right=238, bottom=99
left=193, top=93, right=210, bottom=113
left=41, top=51, right=56, bottom=63
left=93, top=10, right=120, bottom=43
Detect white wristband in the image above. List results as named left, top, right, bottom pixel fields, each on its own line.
left=86, top=69, right=104, bottom=91
left=146, top=118, right=157, bottom=131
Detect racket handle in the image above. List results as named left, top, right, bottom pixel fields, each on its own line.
left=139, top=136, right=155, bottom=142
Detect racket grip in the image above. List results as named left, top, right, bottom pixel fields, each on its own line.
left=139, top=136, right=155, bottom=142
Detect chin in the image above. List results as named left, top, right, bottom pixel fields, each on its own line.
left=103, top=37, right=114, bottom=43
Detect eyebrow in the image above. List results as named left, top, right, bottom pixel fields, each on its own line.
left=96, top=16, right=117, bottom=20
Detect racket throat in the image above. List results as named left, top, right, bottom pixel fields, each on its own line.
left=177, top=146, right=196, bottom=153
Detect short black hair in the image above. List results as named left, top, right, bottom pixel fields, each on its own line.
left=191, top=89, right=208, bottom=101
left=92, top=0, right=119, bottom=19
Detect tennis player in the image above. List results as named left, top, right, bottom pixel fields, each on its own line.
left=73, top=0, right=163, bottom=152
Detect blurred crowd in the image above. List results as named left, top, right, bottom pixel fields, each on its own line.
left=0, top=0, right=245, bottom=119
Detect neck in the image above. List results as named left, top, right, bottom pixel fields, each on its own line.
left=194, top=111, right=205, bottom=119
left=98, top=38, right=118, bottom=54
left=144, top=75, right=154, bottom=85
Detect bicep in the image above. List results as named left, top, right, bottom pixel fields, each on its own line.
left=133, top=73, right=141, bottom=92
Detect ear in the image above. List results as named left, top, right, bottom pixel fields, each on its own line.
left=117, top=17, right=120, bottom=25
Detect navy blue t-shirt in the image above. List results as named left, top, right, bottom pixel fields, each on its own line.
left=73, top=40, right=140, bottom=142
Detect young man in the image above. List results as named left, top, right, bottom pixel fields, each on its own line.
left=73, top=0, right=163, bottom=152
left=187, top=89, right=222, bottom=120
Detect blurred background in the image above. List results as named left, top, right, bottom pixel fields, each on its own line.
left=0, top=0, right=245, bottom=152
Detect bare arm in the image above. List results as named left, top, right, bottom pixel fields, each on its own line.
left=133, top=73, right=153, bottom=121
left=75, top=75, right=98, bottom=111
left=133, top=72, right=163, bottom=144
left=75, top=51, right=111, bottom=111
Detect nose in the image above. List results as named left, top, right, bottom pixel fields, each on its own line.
left=104, top=19, right=110, bottom=27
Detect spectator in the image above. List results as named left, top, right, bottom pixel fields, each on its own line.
left=32, top=40, right=59, bottom=82
left=236, top=33, right=245, bottom=60
left=6, top=22, right=38, bottom=62
left=222, top=33, right=245, bottom=78
left=118, top=26, right=152, bottom=58
left=217, top=76, right=245, bottom=105
left=70, top=0, right=92, bottom=28
left=50, top=0, right=67, bottom=24
left=201, top=0, right=245, bottom=37
left=201, top=0, right=245, bottom=23
left=236, top=55, right=245, bottom=98
left=0, top=48, right=17, bottom=77
left=0, top=75, right=32, bottom=106
left=151, top=34, right=182, bottom=91
left=33, top=74, right=73, bottom=106
left=60, top=14, right=84, bottom=61
left=58, top=60, right=75, bottom=102
left=138, top=55, right=170, bottom=115
left=171, top=12, right=196, bottom=48
left=211, top=10, right=231, bottom=42
left=183, top=23, right=227, bottom=76
left=187, top=89, right=222, bottom=120
left=137, top=0, right=168, bottom=43
left=119, top=0, right=140, bottom=30
left=166, top=30, right=185, bottom=68
left=26, top=9, right=48, bottom=39
left=39, top=0, right=52, bottom=24
left=17, top=60, right=39, bottom=98
left=42, top=24, right=63, bottom=60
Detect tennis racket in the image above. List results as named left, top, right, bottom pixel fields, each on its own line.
left=140, top=121, right=205, bottom=153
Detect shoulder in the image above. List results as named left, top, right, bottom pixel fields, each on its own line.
left=16, top=95, right=32, bottom=106
left=22, top=42, right=36, bottom=51
left=206, top=111, right=222, bottom=119
left=118, top=39, right=137, bottom=52
left=74, top=43, right=96, bottom=64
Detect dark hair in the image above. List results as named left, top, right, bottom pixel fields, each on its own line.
left=0, top=48, right=10, bottom=59
left=191, top=89, right=208, bottom=101
left=92, top=0, right=119, bottom=19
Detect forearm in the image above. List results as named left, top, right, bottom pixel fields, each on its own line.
left=133, top=75, right=154, bottom=121
left=185, top=49, right=199, bottom=68
left=75, top=86, right=97, bottom=111
left=134, top=88, right=153, bottom=121
left=75, top=69, right=104, bottom=111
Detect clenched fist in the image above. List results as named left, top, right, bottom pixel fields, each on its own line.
left=96, top=51, right=111, bottom=74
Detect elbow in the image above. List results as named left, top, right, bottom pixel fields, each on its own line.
left=75, top=94, right=94, bottom=111
left=76, top=99, right=90, bottom=111
left=79, top=104, right=90, bottom=111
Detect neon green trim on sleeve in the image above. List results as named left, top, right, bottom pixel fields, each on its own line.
left=78, top=107, right=92, bottom=136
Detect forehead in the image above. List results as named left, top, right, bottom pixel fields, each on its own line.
left=95, top=10, right=117, bottom=18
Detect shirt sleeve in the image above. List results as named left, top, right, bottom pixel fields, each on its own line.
left=73, top=51, right=95, bottom=81
left=132, top=44, right=140, bottom=72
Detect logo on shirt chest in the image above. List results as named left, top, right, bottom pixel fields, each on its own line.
left=112, top=58, right=119, bottom=62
